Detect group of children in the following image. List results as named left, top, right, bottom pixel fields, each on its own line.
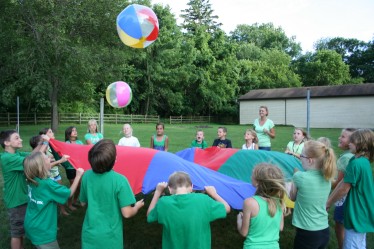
left=1, top=124, right=373, bottom=249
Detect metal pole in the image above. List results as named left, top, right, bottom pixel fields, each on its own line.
left=16, top=96, right=20, bottom=133
left=307, top=88, right=310, bottom=136
left=100, top=98, right=104, bottom=135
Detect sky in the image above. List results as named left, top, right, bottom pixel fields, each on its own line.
left=151, top=0, right=374, bottom=52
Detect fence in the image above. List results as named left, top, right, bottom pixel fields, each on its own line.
left=0, top=113, right=160, bottom=125
left=169, top=116, right=212, bottom=124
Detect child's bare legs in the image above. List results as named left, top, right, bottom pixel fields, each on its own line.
left=57, top=179, right=70, bottom=216
left=335, top=222, right=344, bottom=249
left=68, top=178, right=81, bottom=211
left=11, top=237, right=23, bottom=249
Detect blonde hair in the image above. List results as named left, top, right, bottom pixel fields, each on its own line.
left=168, top=171, right=192, bottom=190
left=88, top=119, right=98, bottom=133
left=252, top=163, right=287, bottom=217
left=303, top=140, right=336, bottom=180
left=349, top=129, right=374, bottom=162
left=245, top=129, right=258, bottom=144
left=317, top=137, right=331, bottom=148
left=23, top=152, right=50, bottom=186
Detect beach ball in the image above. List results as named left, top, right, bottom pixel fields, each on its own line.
left=106, top=81, right=132, bottom=108
left=116, top=4, right=159, bottom=48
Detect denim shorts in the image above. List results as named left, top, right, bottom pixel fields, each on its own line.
left=334, top=205, right=344, bottom=224
left=343, top=229, right=366, bottom=249
left=7, top=204, right=27, bottom=237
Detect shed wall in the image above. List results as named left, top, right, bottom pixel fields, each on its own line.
left=239, top=96, right=374, bottom=128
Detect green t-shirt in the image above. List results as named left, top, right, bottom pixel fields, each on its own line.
left=24, top=178, right=70, bottom=245
left=147, top=193, right=227, bottom=249
left=292, top=170, right=331, bottom=231
left=244, top=196, right=281, bottom=249
left=80, top=170, right=136, bottom=249
left=286, top=141, right=304, bottom=156
left=0, top=151, right=29, bottom=208
left=344, top=156, right=374, bottom=232
left=191, top=140, right=208, bottom=149
left=253, top=118, right=274, bottom=147
left=84, top=133, right=103, bottom=145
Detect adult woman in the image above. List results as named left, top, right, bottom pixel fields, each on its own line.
left=253, top=106, right=275, bottom=150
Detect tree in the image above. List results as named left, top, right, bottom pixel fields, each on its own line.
left=230, top=23, right=302, bottom=58
left=180, top=0, right=239, bottom=115
left=314, top=37, right=369, bottom=82
left=292, top=50, right=351, bottom=86
left=180, top=0, right=221, bottom=34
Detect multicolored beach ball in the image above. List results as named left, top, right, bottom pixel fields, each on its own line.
left=106, top=81, right=132, bottom=108
left=116, top=4, right=159, bottom=48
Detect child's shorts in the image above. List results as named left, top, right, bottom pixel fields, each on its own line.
left=334, top=205, right=344, bottom=224
left=51, top=174, right=62, bottom=181
left=35, top=240, right=60, bottom=249
left=7, top=204, right=27, bottom=238
left=65, top=169, right=76, bottom=180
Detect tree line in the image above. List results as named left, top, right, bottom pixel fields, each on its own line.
left=0, top=0, right=373, bottom=130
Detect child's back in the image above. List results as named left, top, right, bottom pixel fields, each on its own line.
left=80, top=170, right=135, bottom=248
left=80, top=139, right=143, bottom=249
left=243, top=196, right=282, bottom=248
left=147, top=172, right=230, bottom=249
left=148, top=192, right=226, bottom=249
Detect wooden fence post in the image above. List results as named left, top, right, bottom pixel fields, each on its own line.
left=34, top=113, right=37, bottom=125
left=8, top=112, right=10, bottom=126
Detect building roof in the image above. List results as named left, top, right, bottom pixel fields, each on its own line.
left=238, top=83, right=374, bottom=101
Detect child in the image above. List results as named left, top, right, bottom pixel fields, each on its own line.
left=191, top=130, right=208, bottom=149
left=237, top=163, right=287, bottom=248
left=118, top=123, right=140, bottom=147
left=289, top=140, right=336, bottom=249
left=23, top=152, right=84, bottom=248
left=242, top=129, right=258, bottom=150
left=327, top=129, right=374, bottom=249
left=64, top=126, right=83, bottom=211
left=150, top=122, right=169, bottom=151
left=330, top=128, right=355, bottom=249
left=0, top=130, right=49, bottom=249
left=32, top=131, right=71, bottom=216
left=80, top=139, right=144, bottom=249
left=285, top=128, right=307, bottom=159
left=84, top=119, right=103, bottom=145
left=212, top=127, right=232, bottom=148
left=147, top=171, right=230, bottom=249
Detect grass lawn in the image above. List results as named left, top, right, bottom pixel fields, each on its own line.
left=0, top=123, right=373, bottom=248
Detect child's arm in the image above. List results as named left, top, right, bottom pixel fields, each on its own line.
left=147, top=182, right=167, bottom=216
left=331, top=171, right=344, bottom=189
left=280, top=213, right=284, bottom=231
left=121, top=199, right=144, bottom=218
left=150, top=136, right=154, bottom=149
left=69, top=168, right=84, bottom=197
left=237, top=197, right=257, bottom=237
left=164, top=137, right=169, bottom=152
left=326, top=180, right=351, bottom=210
left=204, top=186, right=230, bottom=213
left=50, top=155, right=70, bottom=168
left=227, top=140, right=232, bottom=148
left=32, top=134, right=50, bottom=153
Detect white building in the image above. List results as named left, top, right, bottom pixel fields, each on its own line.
left=239, top=84, right=374, bottom=128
